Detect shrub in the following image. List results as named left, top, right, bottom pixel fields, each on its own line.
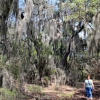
left=60, top=92, right=74, bottom=99
left=27, top=85, right=41, bottom=93
left=0, top=88, right=17, bottom=100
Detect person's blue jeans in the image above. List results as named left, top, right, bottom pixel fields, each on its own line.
left=85, top=87, right=93, bottom=98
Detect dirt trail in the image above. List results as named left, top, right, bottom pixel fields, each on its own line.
left=73, top=81, right=100, bottom=100
left=21, top=81, right=100, bottom=100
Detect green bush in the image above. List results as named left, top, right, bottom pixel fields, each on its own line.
left=44, top=76, right=50, bottom=82
left=27, top=85, right=41, bottom=93
left=27, top=86, right=33, bottom=91
left=0, top=88, right=17, bottom=100
left=8, top=64, right=20, bottom=79
left=51, top=69, right=57, bottom=74
left=60, top=92, right=74, bottom=99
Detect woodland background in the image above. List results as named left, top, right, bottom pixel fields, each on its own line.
left=0, top=0, right=100, bottom=100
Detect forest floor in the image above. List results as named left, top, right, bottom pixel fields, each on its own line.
left=21, top=81, right=100, bottom=100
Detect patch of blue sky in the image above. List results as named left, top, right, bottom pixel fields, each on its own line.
left=19, top=0, right=58, bottom=10
left=9, top=0, right=25, bottom=21
left=47, top=0, right=59, bottom=11
left=79, top=31, right=87, bottom=39
left=48, top=0, right=57, bottom=5
left=19, top=0, right=25, bottom=10
left=79, top=23, right=94, bottom=39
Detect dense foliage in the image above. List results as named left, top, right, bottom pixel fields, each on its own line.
left=0, top=1, right=100, bottom=99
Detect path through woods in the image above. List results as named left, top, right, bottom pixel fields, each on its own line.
left=20, top=81, right=100, bottom=100
left=74, top=81, right=100, bottom=100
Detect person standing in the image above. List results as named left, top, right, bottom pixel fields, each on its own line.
left=84, top=75, right=94, bottom=100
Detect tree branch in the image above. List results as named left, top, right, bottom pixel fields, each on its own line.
left=62, top=21, right=84, bottom=67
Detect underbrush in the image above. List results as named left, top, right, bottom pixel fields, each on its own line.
left=27, top=85, right=42, bottom=93
left=0, top=88, right=17, bottom=100
left=60, top=92, right=74, bottom=100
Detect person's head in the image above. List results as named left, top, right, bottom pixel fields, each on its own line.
left=87, top=75, right=90, bottom=79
